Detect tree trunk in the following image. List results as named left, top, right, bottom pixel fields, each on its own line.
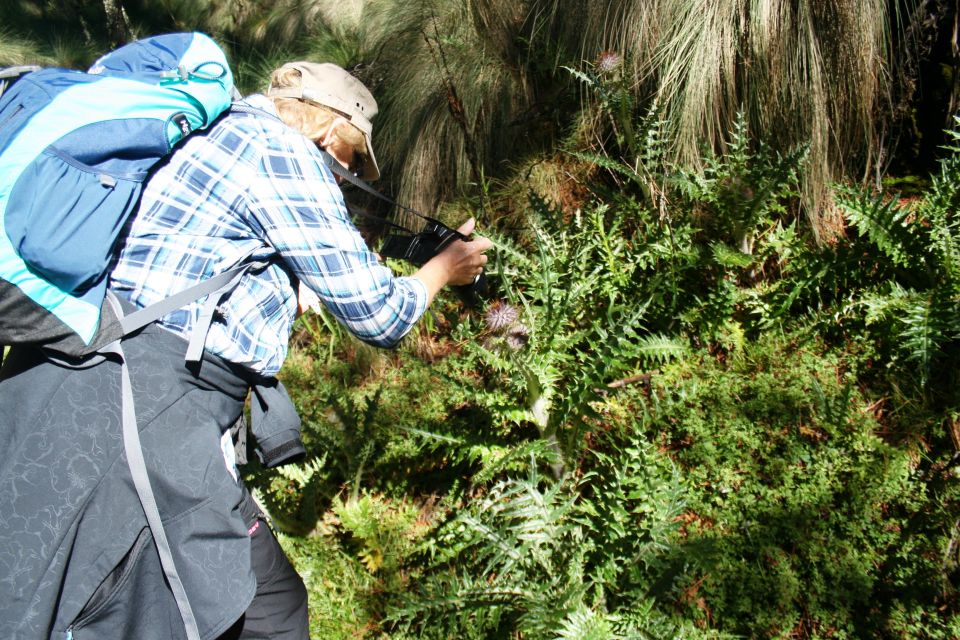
left=102, top=0, right=131, bottom=47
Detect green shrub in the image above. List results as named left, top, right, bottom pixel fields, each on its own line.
left=278, top=533, right=377, bottom=640
left=632, top=332, right=958, bottom=639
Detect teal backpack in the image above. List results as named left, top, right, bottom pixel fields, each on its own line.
left=0, top=32, right=235, bottom=358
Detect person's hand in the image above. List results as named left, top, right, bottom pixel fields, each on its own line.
left=413, top=217, right=494, bottom=303
left=437, top=218, right=494, bottom=286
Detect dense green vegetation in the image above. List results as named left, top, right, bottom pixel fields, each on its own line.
left=5, top=1, right=960, bottom=637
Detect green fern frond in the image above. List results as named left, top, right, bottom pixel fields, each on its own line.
left=387, top=573, right=530, bottom=623
left=633, top=333, right=688, bottom=364
left=898, top=294, right=954, bottom=385
left=925, top=209, right=960, bottom=293
left=274, top=455, right=327, bottom=487
left=838, top=187, right=919, bottom=268
left=473, top=439, right=562, bottom=485
left=861, top=283, right=912, bottom=326
left=566, top=149, right=642, bottom=184
left=711, top=242, right=755, bottom=269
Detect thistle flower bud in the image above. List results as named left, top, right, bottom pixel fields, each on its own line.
left=505, top=323, right=530, bottom=350
left=484, top=300, right=520, bottom=333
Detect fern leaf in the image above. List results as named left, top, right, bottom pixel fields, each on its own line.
left=566, top=149, right=642, bottom=185
left=898, top=294, right=952, bottom=385
left=837, top=186, right=918, bottom=267
left=474, top=439, right=561, bottom=485
left=633, top=333, right=688, bottom=363
left=711, top=241, right=755, bottom=268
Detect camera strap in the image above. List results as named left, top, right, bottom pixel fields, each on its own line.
left=317, top=149, right=469, bottom=265
left=233, top=102, right=467, bottom=267
left=234, top=102, right=450, bottom=241
left=318, top=148, right=487, bottom=304
left=316, top=149, right=429, bottom=227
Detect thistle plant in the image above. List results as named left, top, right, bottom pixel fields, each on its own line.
left=483, top=299, right=521, bottom=333
left=546, top=0, right=907, bottom=235
left=464, top=197, right=686, bottom=476
left=836, top=120, right=960, bottom=391
left=674, top=111, right=806, bottom=258
left=564, top=60, right=810, bottom=346
left=387, top=438, right=692, bottom=640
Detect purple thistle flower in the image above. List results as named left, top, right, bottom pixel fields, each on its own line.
left=485, top=301, right=520, bottom=333
left=597, top=50, right=622, bottom=74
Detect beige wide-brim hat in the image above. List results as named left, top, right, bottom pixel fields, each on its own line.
left=267, top=61, right=380, bottom=181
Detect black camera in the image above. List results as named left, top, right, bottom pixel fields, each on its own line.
left=379, top=217, right=488, bottom=307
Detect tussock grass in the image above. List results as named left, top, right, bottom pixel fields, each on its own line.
left=543, top=0, right=904, bottom=240
left=358, top=0, right=537, bottom=215
left=0, top=29, right=56, bottom=66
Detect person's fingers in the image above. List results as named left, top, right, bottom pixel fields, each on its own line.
left=472, top=236, right=494, bottom=252
left=430, top=218, right=494, bottom=287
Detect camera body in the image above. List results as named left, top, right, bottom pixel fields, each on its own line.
left=319, top=149, right=488, bottom=306
left=379, top=218, right=462, bottom=266
left=379, top=217, right=487, bottom=306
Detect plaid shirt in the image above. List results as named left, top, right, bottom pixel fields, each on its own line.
left=109, top=95, right=427, bottom=375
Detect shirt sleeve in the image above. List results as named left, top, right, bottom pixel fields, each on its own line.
left=245, top=123, right=428, bottom=348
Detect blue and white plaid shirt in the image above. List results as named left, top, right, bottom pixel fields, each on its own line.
left=109, top=95, right=428, bottom=375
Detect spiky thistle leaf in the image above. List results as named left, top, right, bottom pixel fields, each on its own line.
left=837, top=187, right=920, bottom=268
left=555, top=605, right=619, bottom=640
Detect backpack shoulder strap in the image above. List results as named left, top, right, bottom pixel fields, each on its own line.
left=0, top=65, right=40, bottom=99
left=117, top=260, right=267, bottom=363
